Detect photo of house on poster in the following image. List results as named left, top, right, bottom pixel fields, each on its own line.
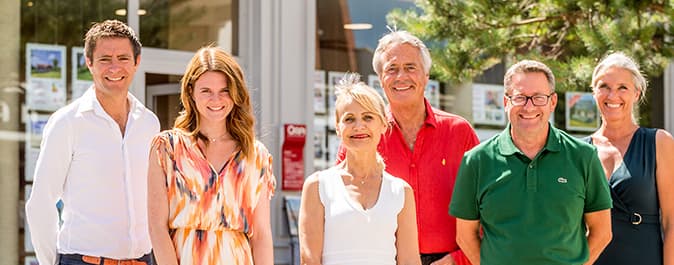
left=26, top=43, right=67, bottom=111
left=565, top=92, right=599, bottom=132
left=71, top=47, right=93, bottom=100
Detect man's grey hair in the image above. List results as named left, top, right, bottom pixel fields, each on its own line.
left=372, top=30, right=431, bottom=75
left=503, top=60, right=556, bottom=94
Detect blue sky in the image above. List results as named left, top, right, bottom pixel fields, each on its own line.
left=30, top=49, right=62, bottom=68
left=347, top=0, right=417, bottom=50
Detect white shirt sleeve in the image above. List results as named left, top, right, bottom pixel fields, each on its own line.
left=25, top=114, right=74, bottom=265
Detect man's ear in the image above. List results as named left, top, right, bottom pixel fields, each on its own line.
left=550, top=93, right=558, bottom=109
left=134, top=54, right=141, bottom=66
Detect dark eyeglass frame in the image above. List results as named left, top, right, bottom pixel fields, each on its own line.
left=506, top=93, right=555, bottom=106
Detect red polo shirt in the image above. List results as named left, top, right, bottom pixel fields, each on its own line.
left=338, top=99, right=478, bottom=263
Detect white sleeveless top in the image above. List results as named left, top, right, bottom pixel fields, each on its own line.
left=318, top=168, right=406, bottom=265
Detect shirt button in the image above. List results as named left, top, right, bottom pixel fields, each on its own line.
left=411, top=164, right=416, bottom=168
left=529, top=165, right=533, bottom=168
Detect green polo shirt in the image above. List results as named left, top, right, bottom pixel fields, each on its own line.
left=449, top=124, right=611, bottom=265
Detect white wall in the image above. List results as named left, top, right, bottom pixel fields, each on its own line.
left=239, top=1, right=315, bottom=264
left=665, top=63, right=674, bottom=133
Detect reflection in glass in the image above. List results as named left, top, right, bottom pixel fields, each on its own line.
left=140, top=0, right=237, bottom=54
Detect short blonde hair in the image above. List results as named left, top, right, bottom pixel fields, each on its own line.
left=333, top=72, right=388, bottom=168
left=334, top=73, right=388, bottom=128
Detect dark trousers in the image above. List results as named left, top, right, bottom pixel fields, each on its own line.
left=421, top=252, right=449, bottom=265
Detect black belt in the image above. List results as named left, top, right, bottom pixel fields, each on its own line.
left=420, top=252, right=449, bottom=265
left=614, top=211, right=659, bottom=225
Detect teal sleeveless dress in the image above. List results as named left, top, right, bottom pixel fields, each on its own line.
left=586, top=127, right=663, bottom=265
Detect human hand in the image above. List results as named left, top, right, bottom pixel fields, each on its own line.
left=429, top=254, right=456, bottom=265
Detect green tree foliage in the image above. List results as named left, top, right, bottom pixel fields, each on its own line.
left=388, top=0, right=674, bottom=92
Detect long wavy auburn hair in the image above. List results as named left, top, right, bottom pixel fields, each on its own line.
left=174, top=46, right=256, bottom=160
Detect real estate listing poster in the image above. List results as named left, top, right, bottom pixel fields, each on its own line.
left=314, top=70, right=326, bottom=114
left=565, top=92, right=599, bottom=132
left=24, top=184, right=34, bottom=253
left=327, top=133, right=340, bottom=165
left=425, top=79, right=440, bottom=108
left=472, top=83, right=506, bottom=126
left=26, top=43, right=67, bottom=111
left=327, top=71, right=346, bottom=130
left=71, top=47, right=93, bottom=100
left=313, top=117, right=328, bottom=170
left=24, top=113, right=50, bottom=181
left=368, top=74, right=388, bottom=105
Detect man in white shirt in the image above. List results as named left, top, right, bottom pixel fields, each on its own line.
left=25, top=20, right=160, bottom=265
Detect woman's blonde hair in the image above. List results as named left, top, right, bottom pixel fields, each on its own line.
left=592, top=52, right=647, bottom=103
left=334, top=73, right=388, bottom=168
left=174, top=46, right=255, bottom=160
left=591, top=52, right=647, bottom=123
left=334, top=73, right=388, bottom=128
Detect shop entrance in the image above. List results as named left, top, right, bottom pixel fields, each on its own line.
left=133, top=47, right=193, bottom=129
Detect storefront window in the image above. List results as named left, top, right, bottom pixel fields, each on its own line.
left=11, top=2, right=129, bottom=264
left=313, top=0, right=421, bottom=170
left=140, top=0, right=237, bottom=54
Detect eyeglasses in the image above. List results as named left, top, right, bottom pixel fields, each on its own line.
left=506, top=93, right=554, bottom=106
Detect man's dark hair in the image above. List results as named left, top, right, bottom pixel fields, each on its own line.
left=84, top=20, right=141, bottom=64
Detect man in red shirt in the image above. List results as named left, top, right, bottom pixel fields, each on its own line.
left=338, top=30, right=479, bottom=265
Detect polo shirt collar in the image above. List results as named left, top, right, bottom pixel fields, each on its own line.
left=386, top=98, right=437, bottom=128
left=497, top=122, right=562, bottom=156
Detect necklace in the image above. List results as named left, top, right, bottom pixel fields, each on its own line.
left=203, top=133, right=230, bottom=143
left=354, top=175, right=368, bottom=185
left=340, top=163, right=384, bottom=185
left=351, top=172, right=382, bottom=185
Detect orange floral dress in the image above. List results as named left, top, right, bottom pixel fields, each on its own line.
left=151, top=129, right=275, bottom=265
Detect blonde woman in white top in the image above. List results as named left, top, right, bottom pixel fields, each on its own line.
left=299, top=73, right=420, bottom=265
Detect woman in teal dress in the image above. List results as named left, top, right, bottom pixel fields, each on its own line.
left=587, top=52, right=674, bottom=265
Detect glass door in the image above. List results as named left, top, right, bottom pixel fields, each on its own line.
left=146, top=75, right=181, bottom=130
left=133, top=47, right=193, bottom=129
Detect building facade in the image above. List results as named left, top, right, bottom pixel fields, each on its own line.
left=1, top=1, right=673, bottom=265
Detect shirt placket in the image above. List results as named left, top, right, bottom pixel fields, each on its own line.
left=526, top=160, right=537, bottom=192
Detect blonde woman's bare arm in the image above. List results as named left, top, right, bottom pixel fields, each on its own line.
left=299, top=174, right=324, bottom=265
left=396, top=184, right=421, bottom=265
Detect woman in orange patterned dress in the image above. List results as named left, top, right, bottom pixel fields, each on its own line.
left=147, top=46, right=275, bottom=265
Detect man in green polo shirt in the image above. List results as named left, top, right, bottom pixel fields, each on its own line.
left=449, top=60, right=613, bottom=265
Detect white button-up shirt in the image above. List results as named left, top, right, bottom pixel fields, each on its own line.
left=25, top=87, right=160, bottom=265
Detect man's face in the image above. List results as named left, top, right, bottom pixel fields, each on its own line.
left=378, top=43, right=428, bottom=108
left=86, top=37, right=139, bottom=97
left=505, top=72, right=557, bottom=137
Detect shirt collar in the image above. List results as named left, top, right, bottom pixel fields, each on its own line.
left=497, top=122, right=561, bottom=156
left=76, top=85, right=143, bottom=120
left=386, top=98, right=437, bottom=128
